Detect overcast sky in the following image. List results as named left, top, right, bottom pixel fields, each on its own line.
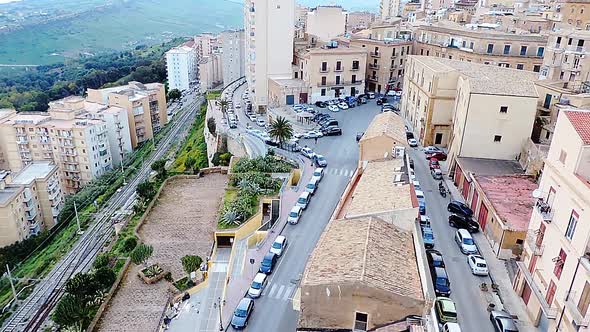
left=297, top=0, right=379, bottom=11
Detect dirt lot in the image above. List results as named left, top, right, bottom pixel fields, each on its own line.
left=98, top=173, right=227, bottom=332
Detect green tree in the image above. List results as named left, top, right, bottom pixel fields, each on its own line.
left=269, top=116, right=294, bottom=147
left=181, top=255, right=203, bottom=277
left=207, top=117, right=216, bottom=135
left=122, top=236, right=138, bottom=253
left=151, top=159, right=167, bottom=179
left=93, top=253, right=111, bottom=270
left=167, top=88, right=182, bottom=101
left=184, top=156, right=197, bottom=174
left=52, top=294, right=92, bottom=328
left=64, top=273, right=100, bottom=302
left=92, top=267, right=116, bottom=291
left=136, top=180, right=156, bottom=202
left=130, top=243, right=153, bottom=266
left=218, top=98, right=229, bottom=114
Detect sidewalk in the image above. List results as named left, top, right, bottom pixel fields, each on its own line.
left=442, top=178, right=537, bottom=332
left=220, top=160, right=315, bottom=329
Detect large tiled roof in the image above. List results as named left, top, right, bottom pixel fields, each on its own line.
left=410, top=56, right=539, bottom=98
left=564, top=111, right=590, bottom=145
left=302, top=216, right=424, bottom=301
left=474, top=175, right=537, bottom=232
left=360, top=112, right=408, bottom=145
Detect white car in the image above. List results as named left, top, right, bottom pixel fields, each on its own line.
left=301, top=147, right=314, bottom=158
left=467, top=254, right=488, bottom=276
left=304, top=130, right=323, bottom=139
left=294, top=132, right=305, bottom=139
left=367, top=92, right=376, bottom=99
left=455, top=229, right=478, bottom=255
left=248, top=273, right=268, bottom=298
left=306, top=107, right=315, bottom=113
left=256, top=118, right=266, bottom=127
left=312, top=168, right=324, bottom=181
left=423, top=146, right=442, bottom=154
left=338, top=102, right=349, bottom=110
left=248, top=114, right=257, bottom=121
left=288, top=206, right=303, bottom=224
left=328, top=105, right=340, bottom=112
left=270, top=235, right=288, bottom=256
left=408, top=138, right=418, bottom=147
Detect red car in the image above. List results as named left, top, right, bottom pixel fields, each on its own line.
left=429, top=158, right=441, bottom=169
left=427, top=152, right=448, bottom=161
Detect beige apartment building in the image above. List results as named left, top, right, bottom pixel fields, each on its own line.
left=0, top=161, right=64, bottom=247
left=345, top=11, right=375, bottom=32
left=557, top=0, right=590, bottom=30
left=87, top=81, right=167, bottom=149
left=402, top=56, right=539, bottom=165
left=413, top=21, right=548, bottom=72
left=305, top=6, right=347, bottom=42
left=198, top=53, right=223, bottom=92
left=0, top=109, right=112, bottom=193
left=514, top=110, right=590, bottom=332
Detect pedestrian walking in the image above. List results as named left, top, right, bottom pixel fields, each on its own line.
left=314, top=137, right=318, bottom=144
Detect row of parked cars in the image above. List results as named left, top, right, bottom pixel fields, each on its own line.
left=293, top=113, right=342, bottom=139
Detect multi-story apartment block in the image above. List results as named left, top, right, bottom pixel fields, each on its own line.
left=0, top=109, right=112, bottom=193
left=380, top=0, right=401, bottom=20
left=295, top=4, right=308, bottom=28
left=244, top=0, right=295, bottom=112
left=345, top=11, right=376, bottom=32
left=514, top=110, right=590, bottom=332
left=194, top=33, right=218, bottom=60
left=0, top=161, right=64, bottom=247
left=47, top=96, right=132, bottom=166
left=402, top=56, right=539, bottom=163
left=87, top=81, right=167, bottom=148
left=166, top=45, right=197, bottom=92
left=305, top=6, right=347, bottom=42
left=198, top=53, right=223, bottom=92
left=220, top=29, right=245, bottom=86
left=350, top=37, right=412, bottom=93
left=413, top=21, right=547, bottom=72
left=555, top=0, right=590, bottom=30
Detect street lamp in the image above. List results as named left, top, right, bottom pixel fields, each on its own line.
left=217, top=297, right=224, bottom=331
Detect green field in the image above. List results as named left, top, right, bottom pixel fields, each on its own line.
left=0, top=0, right=242, bottom=65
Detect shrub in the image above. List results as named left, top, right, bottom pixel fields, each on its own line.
left=122, top=236, right=138, bottom=253
left=93, top=253, right=111, bottom=270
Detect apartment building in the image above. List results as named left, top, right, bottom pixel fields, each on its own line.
left=345, top=11, right=376, bottom=32
left=295, top=4, right=308, bottom=28
left=380, top=0, right=401, bottom=20
left=0, top=162, right=64, bottom=247
left=194, top=33, right=218, bottom=60
left=350, top=37, right=412, bottom=93
left=557, top=0, right=590, bottom=30
left=305, top=6, right=347, bottom=42
left=87, top=81, right=167, bottom=149
left=413, top=21, right=547, bottom=72
left=402, top=56, right=539, bottom=163
left=165, top=45, right=197, bottom=92
left=514, top=110, right=590, bottom=332
left=198, top=53, right=223, bottom=92
left=47, top=96, right=132, bottom=166
left=0, top=109, right=112, bottom=193
left=244, top=0, right=294, bottom=112
left=220, top=29, right=245, bottom=85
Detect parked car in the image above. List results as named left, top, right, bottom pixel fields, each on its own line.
left=313, top=154, right=327, bottom=167
left=426, top=249, right=445, bottom=268
left=320, top=119, right=339, bottom=127
left=304, top=130, right=324, bottom=139
left=490, top=310, right=519, bottom=332
left=448, top=214, right=479, bottom=233
left=376, top=97, right=387, bottom=105
left=408, top=138, right=418, bottom=147
left=468, top=254, right=489, bottom=276
left=419, top=215, right=430, bottom=229
left=231, top=297, right=254, bottom=329
left=300, top=147, right=314, bottom=158
left=248, top=273, right=268, bottom=298
left=429, top=152, right=448, bottom=161
left=435, top=297, right=458, bottom=324
left=322, top=126, right=342, bottom=136
left=406, top=131, right=414, bottom=139
left=413, top=180, right=421, bottom=191
left=296, top=191, right=312, bottom=210
left=305, top=177, right=320, bottom=195
left=287, top=206, right=303, bottom=224
left=429, top=157, right=441, bottom=169
left=455, top=229, right=478, bottom=254
left=338, top=102, right=349, bottom=110
left=431, top=168, right=443, bottom=180
left=423, top=227, right=435, bottom=249
left=416, top=190, right=426, bottom=215
left=312, top=167, right=324, bottom=181
left=356, top=132, right=364, bottom=142
left=432, top=267, right=451, bottom=297
left=447, top=201, right=474, bottom=217
left=256, top=118, right=266, bottom=127
left=367, top=92, right=376, bottom=99
left=259, top=252, right=278, bottom=274
left=264, top=139, right=279, bottom=147
left=442, top=323, right=462, bottom=332
left=423, top=146, right=442, bottom=154
left=294, top=132, right=305, bottom=139
left=270, top=235, right=288, bottom=257
left=315, top=101, right=327, bottom=108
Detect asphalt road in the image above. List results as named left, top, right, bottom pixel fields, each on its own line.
left=407, top=147, right=495, bottom=332
left=226, top=101, right=381, bottom=332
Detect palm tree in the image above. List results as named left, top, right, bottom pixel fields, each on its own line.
left=269, top=116, right=293, bottom=148
left=218, top=98, right=229, bottom=115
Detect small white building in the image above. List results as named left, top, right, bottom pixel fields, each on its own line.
left=166, top=45, right=197, bottom=92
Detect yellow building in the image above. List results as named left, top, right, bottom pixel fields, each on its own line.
left=87, top=81, right=168, bottom=148
left=559, top=0, right=590, bottom=30
left=359, top=112, right=408, bottom=163
left=514, top=110, right=590, bottom=331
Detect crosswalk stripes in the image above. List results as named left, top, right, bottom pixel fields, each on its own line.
left=262, top=283, right=297, bottom=301
left=325, top=167, right=354, bottom=177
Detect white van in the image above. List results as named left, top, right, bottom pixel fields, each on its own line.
left=455, top=229, right=478, bottom=254
left=296, top=192, right=311, bottom=210
left=288, top=206, right=303, bottom=224
left=305, top=178, right=319, bottom=195
left=442, top=323, right=462, bottom=332
left=248, top=273, right=268, bottom=298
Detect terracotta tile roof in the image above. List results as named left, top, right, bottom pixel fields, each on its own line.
left=474, top=175, right=537, bottom=232
left=302, top=216, right=424, bottom=301
left=564, top=111, right=590, bottom=145
left=360, top=112, right=408, bottom=146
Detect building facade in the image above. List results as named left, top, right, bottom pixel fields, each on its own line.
left=198, top=54, right=223, bottom=92
left=305, top=6, right=347, bottom=42
left=380, top=0, right=402, bottom=20
left=165, top=45, right=197, bottom=92
left=220, top=29, right=245, bottom=86
left=244, top=0, right=295, bottom=112
left=345, top=11, right=376, bottom=32
left=514, top=110, right=590, bottom=332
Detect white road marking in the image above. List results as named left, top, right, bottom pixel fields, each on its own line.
left=284, top=285, right=295, bottom=300
left=275, top=285, right=285, bottom=299
left=267, top=284, right=277, bottom=297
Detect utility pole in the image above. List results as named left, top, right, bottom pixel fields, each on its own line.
left=74, top=201, right=82, bottom=234
left=217, top=297, right=223, bottom=331
left=121, top=159, right=127, bottom=186
left=6, top=264, right=16, bottom=300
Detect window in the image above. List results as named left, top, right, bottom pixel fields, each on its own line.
left=336, top=61, right=342, bottom=71
left=565, top=210, right=579, bottom=240
left=554, top=249, right=567, bottom=279
left=421, top=49, right=424, bottom=55
left=321, top=61, right=327, bottom=72
left=352, top=60, right=359, bottom=70
left=500, top=106, right=508, bottom=113
left=516, top=64, right=524, bottom=70
left=520, top=46, right=528, bottom=56
left=354, top=312, right=368, bottom=331
left=321, top=76, right=326, bottom=86
left=494, top=135, right=502, bottom=142
left=336, top=75, right=341, bottom=85
left=352, top=74, right=357, bottom=83
left=533, top=65, right=541, bottom=72
left=503, top=45, right=511, bottom=55
left=559, top=149, right=567, bottom=164
left=546, top=281, right=557, bottom=306
left=321, top=88, right=326, bottom=96
left=537, top=46, right=545, bottom=57
left=393, top=48, right=396, bottom=56
left=470, top=41, right=474, bottom=49
left=578, top=282, right=590, bottom=317
left=487, top=44, right=494, bottom=54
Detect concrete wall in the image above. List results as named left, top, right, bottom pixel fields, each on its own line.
left=359, top=136, right=395, bottom=162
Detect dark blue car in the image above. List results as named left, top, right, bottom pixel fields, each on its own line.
left=432, top=267, right=451, bottom=297
left=419, top=200, right=426, bottom=215
left=231, top=297, right=254, bottom=329
left=259, top=252, right=278, bottom=274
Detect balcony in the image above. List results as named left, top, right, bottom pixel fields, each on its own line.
left=316, top=80, right=364, bottom=87
left=516, top=261, right=559, bottom=319
left=565, top=291, right=590, bottom=327
left=25, top=206, right=38, bottom=221
left=351, top=67, right=360, bottom=71
left=319, top=66, right=329, bottom=73
left=390, top=64, right=398, bottom=70
left=16, top=131, right=27, bottom=137
left=370, top=52, right=381, bottom=58
left=534, top=198, right=554, bottom=222
left=565, top=45, right=588, bottom=54
left=367, top=76, right=379, bottom=82
left=525, top=229, right=545, bottom=256
left=369, top=63, right=380, bottom=69
left=29, top=221, right=41, bottom=235
left=17, top=138, right=28, bottom=144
